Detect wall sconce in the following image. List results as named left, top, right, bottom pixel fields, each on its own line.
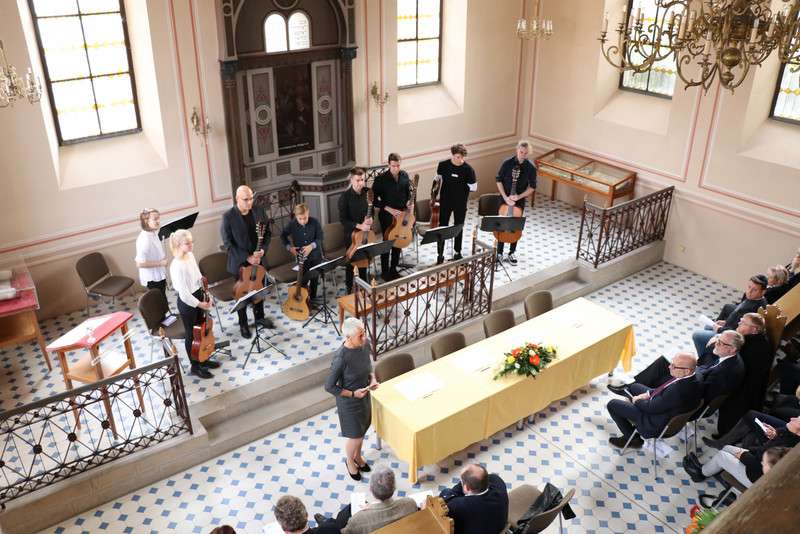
left=190, top=107, right=210, bottom=144
left=370, top=82, right=389, bottom=108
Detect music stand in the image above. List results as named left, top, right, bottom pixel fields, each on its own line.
left=419, top=224, right=463, bottom=267
left=158, top=212, right=199, bottom=240
left=303, top=256, right=344, bottom=333
left=231, top=286, right=286, bottom=368
left=479, top=216, right=526, bottom=282
left=348, top=240, right=395, bottom=284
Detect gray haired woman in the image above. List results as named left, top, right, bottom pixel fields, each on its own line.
left=325, top=317, right=379, bottom=481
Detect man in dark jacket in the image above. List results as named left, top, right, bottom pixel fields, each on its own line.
left=440, top=464, right=508, bottom=534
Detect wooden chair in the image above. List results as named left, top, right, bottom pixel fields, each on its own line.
left=484, top=308, right=516, bottom=338
left=375, top=352, right=415, bottom=382
left=431, top=331, right=466, bottom=360
left=75, top=252, right=135, bottom=316
left=524, top=290, right=554, bottom=320
left=199, top=251, right=235, bottom=331
left=138, top=288, right=185, bottom=359
left=760, top=304, right=787, bottom=389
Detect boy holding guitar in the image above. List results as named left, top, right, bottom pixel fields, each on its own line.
left=280, top=203, right=323, bottom=305
left=373, top=153, right=413, bottom=281
left=339, top=167, right=373, bottom=294
left=495, top=140, right=537, bottom=266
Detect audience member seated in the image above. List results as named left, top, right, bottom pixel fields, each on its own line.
left=683, top=417, right=800, bottom=486
left=769, top=385, right=800, bottom=422
left=439, top=463, right=509, bottom=534
left=609, top=331, right=745, bottom=405
left=607, top=352, right=704, bottom=449
left=316, top=465, right=416, bottom=534
left=691, top=275, right=767, bottom=356
left=274, top=495, right=341, bottom=534
left=765, top=265, right=791, bottom=304
left=786, top=246, right=800, bottom=290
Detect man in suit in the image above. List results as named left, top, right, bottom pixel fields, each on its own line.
left=609, top=330, right=746, bottom=404
left=439, top=464, right=508, bottom=534
left=607, top=352, right=704, bottom=448
left=221, top=185, right=275, bottom=338
left=273, top=495, right=341, bottom=534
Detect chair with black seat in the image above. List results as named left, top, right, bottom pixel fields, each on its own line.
left=431, top=331, right=466, bottom=360
left=199, top=251, right=235, bottom=332
left=484, top=308, right=516, bottom=338
left=619, top=399, right=704, bottom=480
left=76, top=252, right=136, bottom=316
left=374, top=352, right=415, bottom=383
left=691, top=393, right=731, bottom=454
left=507, top=484, right=576, bottom=534
left=478, top=193, right=502, bottom=217
left=138, top=288, right=186, bottom=359
left=322, top=221, right=347, bottom=289
left=524, top=290, right=554, bottom=320
left=713, top=470, right=748, bottom=508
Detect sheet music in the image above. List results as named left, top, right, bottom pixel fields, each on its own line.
left=450, top=347, right=502, bottom=374
left=393, top=371, right=446, bottom=402
left=408, top=490, right=434, bottom=508
left=503, top=326, right=547, bottom=348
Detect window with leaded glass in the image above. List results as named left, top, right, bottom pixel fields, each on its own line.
left=265, top=12, right=311, bottom=54
left=619, top=0, right=677, bottom=98
left=771, top=61, right=800, bottom=125
left=28, top=0, right=141, bottom=145
left=397, top=0, right=441, bottom=88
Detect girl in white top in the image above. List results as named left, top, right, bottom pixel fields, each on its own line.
left=168, top=229, right=220, bottom=379
left=135, top=208, right=168, bottom=294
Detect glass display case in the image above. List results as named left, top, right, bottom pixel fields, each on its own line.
left=0, top=254, right=50, bottom=369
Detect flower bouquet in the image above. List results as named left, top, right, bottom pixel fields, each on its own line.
left=686, top=506, right=720, bottom=533
left=493, top=342, right=557, bottom=380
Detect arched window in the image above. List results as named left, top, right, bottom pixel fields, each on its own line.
left=264, top=11, right=311, bottom=54
left=770, top=62, right=800, bottom=125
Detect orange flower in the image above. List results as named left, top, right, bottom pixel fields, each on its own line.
left=531, top=355, right=541, bottom=366
left=529, top=356, right=535, bottom=363
left=512, top=347, right=521, bottom=357
left=532, top=344, right=539, bottom=350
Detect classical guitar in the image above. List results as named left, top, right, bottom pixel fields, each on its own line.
left=494, top=166, right=524, bottom=244
left=191, top=277, right=215, bottom=362
left=283, top=253, right=310, bottom=321
left=232, top=220, right=268, bottom=303
left=385, top=174, right=419, bottom=249
left=346, top=189, right=376, bottom=268
left=429, top=178, right=441, bottom=230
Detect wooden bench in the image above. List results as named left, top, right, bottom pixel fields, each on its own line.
left=373, top=496, right=453, bottom=534
left=337, top=263, right=470, bottom=326
left=774, top=282, right=800, bottom=341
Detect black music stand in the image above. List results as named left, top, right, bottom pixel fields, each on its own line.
left=158, top=212, right=199, bottom=240
left=231, top=287, right=286, bottom=368
left=419, top=224, right=463, bottom=267
left=348, top=240, right=396, bottom=285
left=479, top=216, right=526, bottom=282
left=303, top=256, right=344, bottom=333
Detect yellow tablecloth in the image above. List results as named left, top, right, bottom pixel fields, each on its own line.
left=371, top=298, right=635, bottom=483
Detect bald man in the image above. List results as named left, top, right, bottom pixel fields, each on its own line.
left=221, top=185, right=275, bottom=338
left=439, top=464, right=508, bottom=534
left=607, top=352, right=704, bottom=448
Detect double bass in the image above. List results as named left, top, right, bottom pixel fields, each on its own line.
left=283, top=253, right=310, bottom=321
left=429, top=179, right=441, bottom=230
left=346, top=190, right=376, bottom=268
left=232, top=220, right=268, bottom=302
left=384, top=174, right=419, bottom=249
left=191, top=277, right=215, bottom=362
left=494, top=166, right=524, bottom=243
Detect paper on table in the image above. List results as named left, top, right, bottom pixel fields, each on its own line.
left=450, top=347, right=502, bottom=374
left=48, top=316, right=111, bottom=349
left=549, top=308, right=587, bottom=329
left=263, top=522, right=283, bottom=534
left=698, top=314, right=715, bottom=328
left=408, top=490, right=433, bottom=508
left=393, top=371, right=446, bottom=402
left=503, top=326, right=547, bottom=348
left=350, top=492, right=366, bottom=515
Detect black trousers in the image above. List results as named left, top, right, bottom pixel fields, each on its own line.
left=146, top=279, right=167, bottom=295
left=237, top=299, right=265, bottom=327
left=345, top=265, right=368, bottom=291
left=378, top=210, right=403, bottom=273
left=437, top=204, right=467, bottom=257
left=177, top=289, right=205, bottom=363
left=496, top=200, right=526, bottom=255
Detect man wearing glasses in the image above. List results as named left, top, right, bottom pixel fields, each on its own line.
left=607, top=352, right=704, bottom=448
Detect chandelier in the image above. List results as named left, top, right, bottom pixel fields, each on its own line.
left=599, top=0, right=800, bottom=94
left=517, top=1, right=554, bottom=41
left=0, top=39, right=43, bottom=108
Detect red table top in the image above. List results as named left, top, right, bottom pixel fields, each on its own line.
left=46, top=311, right=134, bottom=352
left=0, top=269, right=38, bottom=318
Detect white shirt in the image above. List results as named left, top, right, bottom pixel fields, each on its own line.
left=169, top=253, right=203, bottom=307
left=135, top=230, right=167, bottom=285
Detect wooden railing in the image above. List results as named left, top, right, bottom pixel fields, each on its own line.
left=0, top=348, right=191, bottom=509
left=577, top=186, right=674, bottom=268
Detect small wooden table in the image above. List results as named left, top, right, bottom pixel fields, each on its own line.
left=0, top=268, right=50, bottom=370
left=46, top=311, right=143, bottom=438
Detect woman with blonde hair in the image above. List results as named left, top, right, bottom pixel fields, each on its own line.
left=168, top=229, right=221, bottom=379
left=135, top=208, right=168, bottom=294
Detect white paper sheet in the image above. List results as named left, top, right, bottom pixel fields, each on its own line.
left=450, top=347, right=502, bottom=374
left=549, top=308, right=587, bottom=329
left=393, top=371, right=446, bottom=402
left=263, top=522, right=283, bottom=534
left=698, top=314, right=715, bottom=328
left=350, top=492, right=366, bottom=515
left=408, top=490, right=434, bottom=508
left=503, top=326, right=548, bottom=348
left=47, top=316, right=111, bottom=349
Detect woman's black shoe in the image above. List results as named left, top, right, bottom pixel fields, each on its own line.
left=345, top=460, right=362, bottom=481
left=356, top=460, right=371, bottom=472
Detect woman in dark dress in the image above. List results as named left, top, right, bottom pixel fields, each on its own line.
left=324, top=317, right=379, bottom=481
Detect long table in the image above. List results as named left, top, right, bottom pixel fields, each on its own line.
left=370, top=298, right=635, bottom=483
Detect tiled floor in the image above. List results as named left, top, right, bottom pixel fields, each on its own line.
left=1, top=196, right=747, bottom=533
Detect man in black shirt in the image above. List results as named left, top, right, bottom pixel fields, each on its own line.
left=434, top=143, right=477, bottom=264
left=373, top=153, right=412, bottom=281
left=338, top=167, right=373, bottom=294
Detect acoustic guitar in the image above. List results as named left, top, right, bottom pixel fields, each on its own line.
left=494, top=166, right=524, bottom=244
left=191, top=277, right=215, bottom=362
left=429, top=178, right=441, bottom=230
left=283, top=253, right=310, bottom=321
left=384, top=174, right=419, bottom=249
left=232, top=220, right=268, bottom=302
left=346, top=189, right=376, bottom=268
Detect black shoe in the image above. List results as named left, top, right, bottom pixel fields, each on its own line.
left=702, top=436, right=723, bottom=449
left=239, top=324, right=252, bottom=339
left=609, top=435, right=643, bottom=449
left=356, top=459, right=371, bottom=472
left=710, top=432, right=722, bottom=440
left=388, top=269, right=401, bottom=281
left=683, top=453, right=703, bottom=471
left=255, top=317, right=275, bottom=329
left=607, top=383, right=633, bottom=397
left=682, top=460, right=706, bottom=483
left=436, top=256, right=445, bottom=265
left=451, top=253, right=463, bottom=261
left=201, top=359, right=221, bottom=369
left=345, top=459, right=362, bottom=481
left=191, top=364, right=213, bottom=379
